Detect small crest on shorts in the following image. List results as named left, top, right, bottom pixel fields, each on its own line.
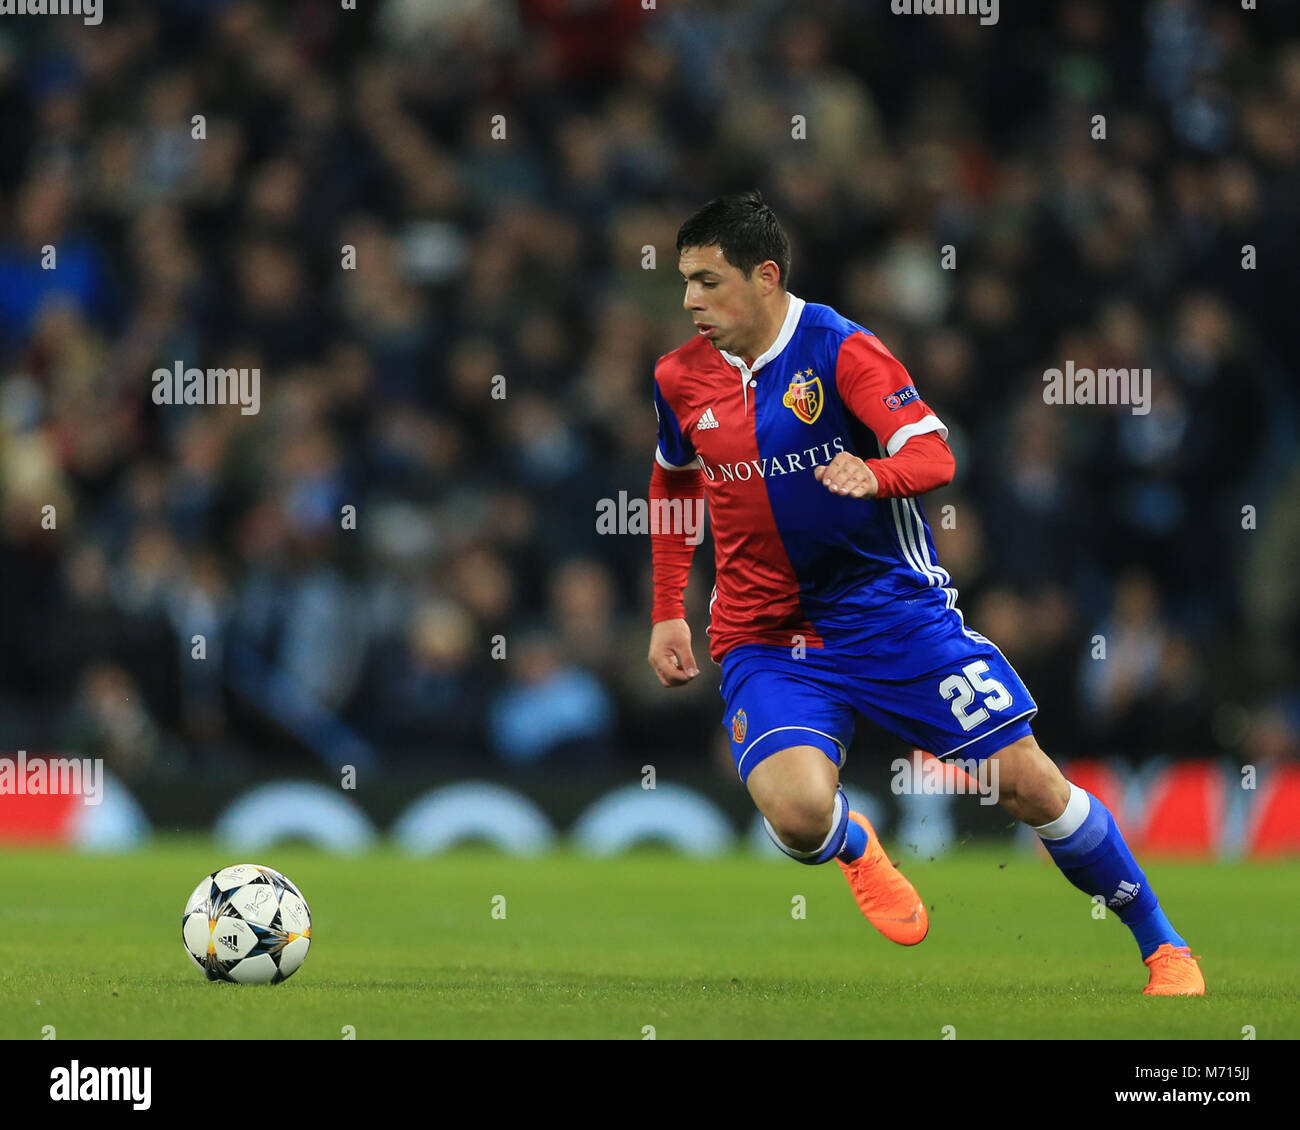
left=731, top=708, right=748, bottom=744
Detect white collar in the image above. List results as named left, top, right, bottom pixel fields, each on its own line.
left=721, top=293, right=805, bottom=374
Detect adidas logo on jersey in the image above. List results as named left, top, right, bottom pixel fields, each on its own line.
left=696, top=407, right=720, bottom=430
left=1106, top=880, right=1141, bottom=909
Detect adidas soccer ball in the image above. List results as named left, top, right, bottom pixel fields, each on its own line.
left=182, top=863, right=312, bottom=984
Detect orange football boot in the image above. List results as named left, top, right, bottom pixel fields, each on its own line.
left=1142, top=943, right=1205, bottom=995
left=836, top=810, right=929, bottom=945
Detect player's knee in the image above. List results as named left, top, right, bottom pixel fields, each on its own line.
left=765, top=792, right=837, bottom=852
left=1023, top=748, right=1069, bottom=808
left=992, top=737, right=1069, bottom=823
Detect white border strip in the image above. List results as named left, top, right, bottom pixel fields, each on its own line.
left=721, top=294, right=806, bottom=375
left=655, top=447, right=701, bottom=471
left=938, top=706, right=1038, bottom=758
left=885, top=414, right=948, bottom=457
left=737, top=724, right=847, bottom=780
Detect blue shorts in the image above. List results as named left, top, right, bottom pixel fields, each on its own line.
left=720, top=614, right=1037, bottom=782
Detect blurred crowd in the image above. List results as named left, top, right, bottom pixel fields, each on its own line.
left=0, top=0, right=1297, bottom=782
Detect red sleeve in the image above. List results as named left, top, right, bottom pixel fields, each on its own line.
left=863, top=430, right=955, bottom=498
left=835, top=331, right=948, bottom=456
left=649, top=462, right=704, bottom=622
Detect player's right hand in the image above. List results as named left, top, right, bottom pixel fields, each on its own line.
left=648, top=618, right=700, bottom=687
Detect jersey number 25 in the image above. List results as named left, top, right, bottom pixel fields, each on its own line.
left=939, top=661, right=1013, bottom=732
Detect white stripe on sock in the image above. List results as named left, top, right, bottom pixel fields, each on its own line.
left=764, top=790, right=846, bottom=860
left=1033, top=782, right=1090, bottom=840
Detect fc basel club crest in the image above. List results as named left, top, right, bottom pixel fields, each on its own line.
left=731, top=708, right=747, bottom=744
left=782, top=370, right=823, bottom=424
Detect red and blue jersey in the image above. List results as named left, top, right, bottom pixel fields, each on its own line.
left=653, top=295, right=957, bottom=667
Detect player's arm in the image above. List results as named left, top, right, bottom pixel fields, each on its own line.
left=814, top=332, right=954, bottom=499
left=648, top=376, right=702, bottom=687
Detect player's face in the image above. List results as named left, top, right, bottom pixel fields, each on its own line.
left=679, top=245, right=765, bottom=356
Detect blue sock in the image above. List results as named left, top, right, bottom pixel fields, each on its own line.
left=838, top=812, right=868, bottom=863
left=1036, top=785, right=1188, bottom=959
left=763, top=788, right=864, bottom=865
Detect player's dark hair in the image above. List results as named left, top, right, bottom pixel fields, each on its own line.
left=676, top=190, right=791, bottom=289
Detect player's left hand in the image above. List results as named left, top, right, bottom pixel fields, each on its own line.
left=814, top=453, right=878, bottom=498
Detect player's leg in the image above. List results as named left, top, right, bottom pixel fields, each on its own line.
left=720, top=645, right=927, bottom=944
left=983, top=733, right=1069, bottom=825
left=722, top=645, right=854, bottom=861
left=745, top=743, right=928, bottom=944
left=745, top=743, right=844, bottom=857
left=988, top=734, right=1204, bottom=995
left=846, top=617, right=1203, bottom=992
left=745, top=744, right=872, bottom=869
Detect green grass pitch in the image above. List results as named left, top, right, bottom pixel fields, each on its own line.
left=1, top=840, right=1296, bottom=1039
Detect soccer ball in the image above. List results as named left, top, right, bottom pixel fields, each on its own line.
left=182, top=863, right=312, bottom=984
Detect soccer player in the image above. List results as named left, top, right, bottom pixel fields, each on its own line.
left=646, top=191, right=1203, bottom=995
